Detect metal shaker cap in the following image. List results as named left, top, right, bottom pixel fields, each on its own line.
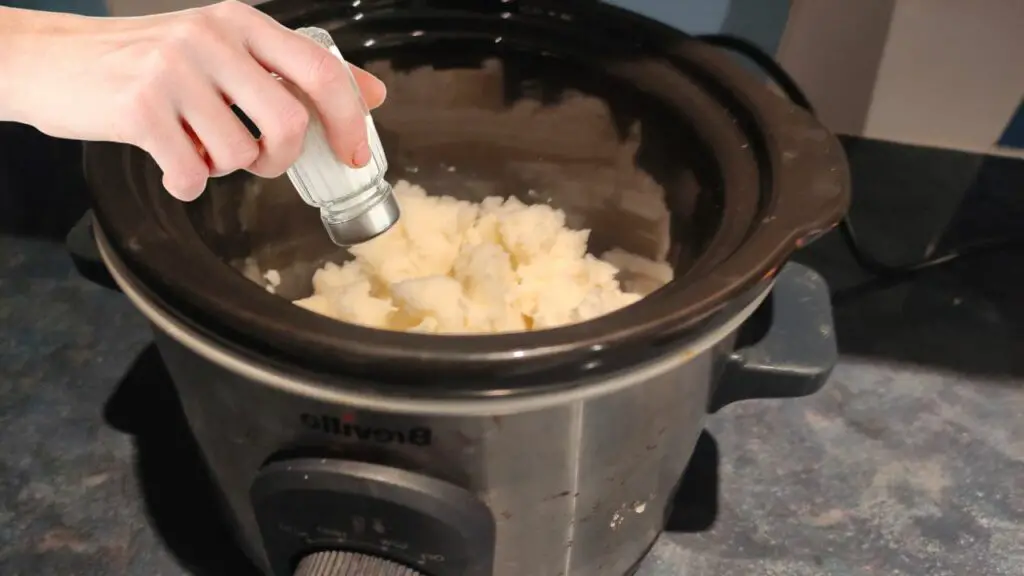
left=321, top=180, right=401, bottom=246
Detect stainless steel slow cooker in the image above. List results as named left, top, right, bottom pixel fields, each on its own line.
left=71, top=1, right=850, bottom=575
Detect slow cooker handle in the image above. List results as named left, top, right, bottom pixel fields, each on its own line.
left=708, top=262, right=837, bottom=413
left=67, top=209, right=121, bottom=292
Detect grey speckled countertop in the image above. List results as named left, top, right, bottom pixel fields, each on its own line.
left=4, top=233, right=1024, bottom=576
left=2, top=134, right=1024, bottom=575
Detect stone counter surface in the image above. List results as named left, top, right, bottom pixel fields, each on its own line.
left=2, top=134, right=1024, bottom=575
left=3, top=237, right=1024, bottom=576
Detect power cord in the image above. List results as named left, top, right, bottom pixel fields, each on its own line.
left=695, top=33, right=1022, bottom=280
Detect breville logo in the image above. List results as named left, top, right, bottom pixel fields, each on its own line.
left=300, top=413, right=432, bottom=446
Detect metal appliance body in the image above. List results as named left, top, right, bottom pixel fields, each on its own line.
left=72, top=1, right=850, bottom=574
left=91, top=224, right=835, bottom=576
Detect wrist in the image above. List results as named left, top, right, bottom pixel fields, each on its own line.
left=0, top=7, right=86, bottom=123
left=0, top=8, right=39, bottom=122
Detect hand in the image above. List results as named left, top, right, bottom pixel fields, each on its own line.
left=0, top=1, right=387, bottom=200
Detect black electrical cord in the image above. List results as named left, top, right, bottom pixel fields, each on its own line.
left=696, top=33, right=1023, bottom=280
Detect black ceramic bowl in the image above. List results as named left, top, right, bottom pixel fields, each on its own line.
left=84, top=0, right=849, bottom=394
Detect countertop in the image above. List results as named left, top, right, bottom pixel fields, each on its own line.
left=2, top=125, right=1024, bottom=575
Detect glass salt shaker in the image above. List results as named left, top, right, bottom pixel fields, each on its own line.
left=285, top=27, right=399, bottom=246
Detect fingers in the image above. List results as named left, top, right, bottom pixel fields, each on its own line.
left=179, top=10, right=310, bottom=179
left=237, top=16, right=375, bottom=167
left=141, top=112, right=211, bottom=201
left=200, top=56, right=384, bottom=179
left=350, top=64, right=387, bottom=110
left=213, top=56, right=310, bottom=178
left=117, top=0, right=392, bottom=203
left=176, top=70, right=260, bottom=177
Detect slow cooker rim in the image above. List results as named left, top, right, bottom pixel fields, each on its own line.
left=96, top=222, right=772, bottom=413
left=83, top=0, right=848, bottom=387
left=82, top=60, right=753, bottom=385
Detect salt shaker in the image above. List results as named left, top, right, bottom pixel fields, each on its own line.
left=285, top=27, right=399, bottom=246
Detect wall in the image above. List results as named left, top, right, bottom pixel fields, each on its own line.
left=778, top=0, right=1024, bottom=155
left=104, top=0, right=792, bottom=56
left=775, top=0, right=896, bottom=138
left=105, top=0, right=248, bottom=15
left=605, top=0, right=790, bottom=54
left=5, top=0, right=107, bottom=15
left=865, top=0, right=1024, bottom=154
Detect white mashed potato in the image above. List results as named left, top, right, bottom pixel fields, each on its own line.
left=292, top=180, right=672, bottom=334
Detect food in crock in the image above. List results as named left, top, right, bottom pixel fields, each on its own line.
left=285, top=180, right=672, bottom=334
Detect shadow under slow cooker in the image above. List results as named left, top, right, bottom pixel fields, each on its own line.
left=102, top=345, right=261, bottom=576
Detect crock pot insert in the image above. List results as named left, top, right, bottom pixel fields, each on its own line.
left=83, top=0, right=849, bottom=394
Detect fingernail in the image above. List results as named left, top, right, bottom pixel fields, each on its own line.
left=164, top=177, right=205, bottom=202
left=352, top=141, right=370, bottom=167
left=176, top=187, right=204, bottom=202
left=366, top=77, right=387, bottom=110
left=372, top=76, right=387, bottom=97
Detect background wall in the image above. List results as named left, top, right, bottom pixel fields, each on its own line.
left=103, top=0, right=792, bottom=55
left=5, top=0, right=107, bottom=15
left=778, top=0, right=1024, bottom=156
left=101, top=0, right=1022, bottom=155
left=105, top=0, right=249, bottom=15
left=604, top=0, right=791, bottom=55
left=774, top=0, right=896, bottom=139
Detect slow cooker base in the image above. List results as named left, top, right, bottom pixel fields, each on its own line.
left=623, top=537, right=661, bottom=576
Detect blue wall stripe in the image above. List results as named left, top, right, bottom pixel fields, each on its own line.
left=998, top=101, right=1024, bottom=149
left=1, top=0, right=108, bottom=16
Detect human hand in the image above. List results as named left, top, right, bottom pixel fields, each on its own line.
left=0, top=1, right=386, bottom=200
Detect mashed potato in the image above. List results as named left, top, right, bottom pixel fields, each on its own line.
left=292, top=180, right=672, bottom=334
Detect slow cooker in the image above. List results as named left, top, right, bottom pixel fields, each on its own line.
left=69, top=0, right=851, bottom=574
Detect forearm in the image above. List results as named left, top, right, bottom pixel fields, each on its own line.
left=0, top=0, right=384, bottom=200
left=0, top=7, right=87, bottom=122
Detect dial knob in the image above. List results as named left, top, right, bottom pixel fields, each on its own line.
left=294, top=551, right=424, bottom=576
left=253, top=458, right=495, bottom=576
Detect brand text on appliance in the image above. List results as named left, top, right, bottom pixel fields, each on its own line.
left=300, top=413, right=432, bottom=446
